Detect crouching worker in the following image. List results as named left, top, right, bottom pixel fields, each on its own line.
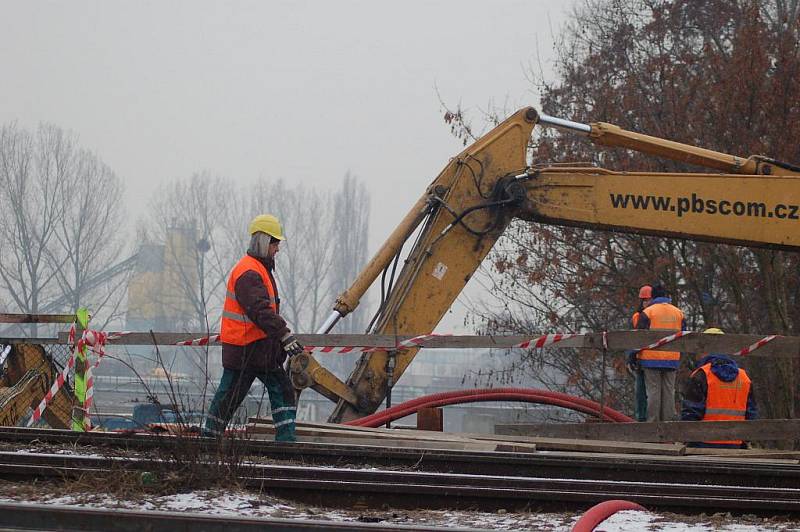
left=681, top=329, right=757, bottom=448
left=203, top=214, right=304, bottom=442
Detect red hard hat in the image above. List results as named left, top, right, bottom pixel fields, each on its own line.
left=638, top=285, right=653, bottom=299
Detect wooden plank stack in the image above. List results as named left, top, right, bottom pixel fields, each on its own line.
left=246, top=418, right=800, bottom=463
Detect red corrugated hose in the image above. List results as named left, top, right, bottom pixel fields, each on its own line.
left=571, top=499, right=646, bottom=532
left=344, top=387, right=634, bottom=427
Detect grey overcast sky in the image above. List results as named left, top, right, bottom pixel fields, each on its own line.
left=1, top=1, right=571, bottom=235
left=0, top=1, right=572, bottom=330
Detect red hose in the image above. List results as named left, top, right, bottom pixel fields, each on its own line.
left=572, top=500, right=646, bottom=532
left=344, top=387, right=634, bottom=427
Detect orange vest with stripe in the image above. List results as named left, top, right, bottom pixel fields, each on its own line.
left=697, top=363, right=750, bottom=446
left=220, top=255, right=279, bottom=346
left=638, top=303, right=684, bottom=362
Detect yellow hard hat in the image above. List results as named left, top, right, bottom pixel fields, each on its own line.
left=248, top=214, right=284, bottom=240
left=703, top=327, right=724, bottom=334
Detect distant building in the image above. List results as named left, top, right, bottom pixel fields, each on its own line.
left=120, top=222, right=219, bottom=381
left=127, top=223, right=199, bottom=331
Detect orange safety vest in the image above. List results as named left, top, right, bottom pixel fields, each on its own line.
left=220, top=255, right=279, bottom=346
left=697, top=363, right=751, bottom=446
left=638, top=303, right=684, bottom=362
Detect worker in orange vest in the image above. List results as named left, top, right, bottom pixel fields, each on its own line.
left=203, top=214, right=304, bottom=442
left=681, top=328, right=758, bottom=448
left=634, top=283, right=686, bottom=422
left=627, top=285, right=652, bottom=421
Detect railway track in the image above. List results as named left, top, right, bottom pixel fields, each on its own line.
left=1, top=426, right=799, bottom=489
left=1, top=450, right=800, bottom=513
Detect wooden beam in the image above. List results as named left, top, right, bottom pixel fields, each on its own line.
left=496, top=419, right=800, bottom=442
left=35, top=330, right=800, bottom=357
left=496, top=437, right=684, bottom=455
left=0, top=313, right=74, bottom=324
left=596, top=331, right=800, bottom=358
left=417, top=407, right=443, bottom=432
left=0, top=338, right=60, bottom=344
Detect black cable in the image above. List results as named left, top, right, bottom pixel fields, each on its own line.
left=460, top=157, right=490, bottom=200
left=365, top=259, right=392, bottom=334
left=384, top=249, right=402, bottom=308
left=430, top=195, right=517, bottom=237
left=365, top=202, right=439, bottom=334
left=760, top=157, right=800, bottom=173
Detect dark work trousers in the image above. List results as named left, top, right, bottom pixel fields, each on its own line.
left=204, top=367, right=296, bottom=441
left=635, top=369, right=648, bottom=422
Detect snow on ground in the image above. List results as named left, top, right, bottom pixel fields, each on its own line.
left=594, top=510, right=800, bottom=532
left=2, top=484, right=800, bottom=531
left=12, top=448, right=106, bottom=459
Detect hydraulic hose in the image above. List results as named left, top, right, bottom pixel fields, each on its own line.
left=344, top=387, right=633, bottom=428
left=571, top=499, right=646, bottom=532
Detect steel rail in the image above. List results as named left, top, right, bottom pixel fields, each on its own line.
left=0, top=502, right=488, bottom=532
left=2, top=451, right=800, bottom=513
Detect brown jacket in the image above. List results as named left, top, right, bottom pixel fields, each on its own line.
left=221, top=254, right=290, bottom=372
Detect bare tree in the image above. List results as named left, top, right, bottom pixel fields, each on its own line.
left=0, top=123, right=67, bottom=317
left=142, top=173, right=371, bottom=335
left=261, top=180, right=335, bottom=332
left=452, top=0, right=800, bottom=421
left=0, top=122, right=128, bottom=333
left=50, top=149, right=128, bottom=320
left=329, top=172, right=370, bottom=333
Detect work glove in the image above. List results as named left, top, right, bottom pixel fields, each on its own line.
left=281, top=333, right=305, bottom=358
left=625, top=350, right=639, bottom=374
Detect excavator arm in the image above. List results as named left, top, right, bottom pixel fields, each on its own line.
left=288, top=107, right=800, bottom=423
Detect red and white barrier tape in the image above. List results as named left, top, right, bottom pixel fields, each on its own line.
left=732, top=335, right=778, bottom=356
left=307, top=345, right=372, bottom=355
left=28, top=348, right=77, bottom=426
left=631, top=330, right=693, bottom=354
left=514, top=333, right=579, bottom=349
left=307, top=333, right=583, bottom=354
left=83, top=330, right=136, bottom=428
left=306, top=334, right=446, bottom=355
left=29, top=328, right=131, bottom=427
left=175, top=334, right=219, bottom=346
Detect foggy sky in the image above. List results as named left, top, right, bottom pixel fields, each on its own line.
left=0, top=1, right=571, bottom=331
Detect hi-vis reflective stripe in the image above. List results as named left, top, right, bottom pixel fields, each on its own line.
left=222, top=310, right=252, bottom=323
left=706, top=407, right=746, bottom=416
left=272, top=406, right=297, bottom=414
left=273, top=418, right=295, bottom=428
left=226, top=290, right=276, bottom=305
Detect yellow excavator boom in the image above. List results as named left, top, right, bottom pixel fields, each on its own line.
left=288, top=107, right=800, bottom=423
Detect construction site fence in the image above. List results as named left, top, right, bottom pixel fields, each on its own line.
left=0, top=313, right=795, bottom=358
left=0, top=330, right=796, bottom=358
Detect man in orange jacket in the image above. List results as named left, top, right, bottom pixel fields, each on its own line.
left=203, top=214, right=303, bottom=442
left=681, top=329, right=758, bottom=448
left=634, top=283, right=686, bottom=422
